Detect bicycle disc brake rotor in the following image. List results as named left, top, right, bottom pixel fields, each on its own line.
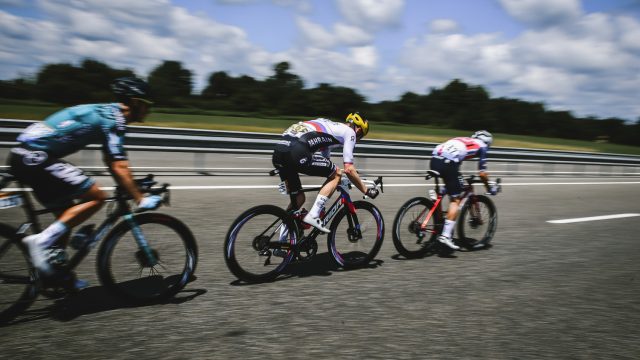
left=347, top=228, right=362, bottom=243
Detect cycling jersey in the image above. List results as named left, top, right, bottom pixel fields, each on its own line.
left=432, top=137, right=488, bottom=171
left=17, top=103, right=128, bottom=161
left=282, top=118, right=357, bottom=164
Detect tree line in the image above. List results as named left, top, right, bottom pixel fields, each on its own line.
left=1, top=59, right=638, bottom=146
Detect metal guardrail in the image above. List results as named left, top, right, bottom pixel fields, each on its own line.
left=1, top=118, right=639, bottom=176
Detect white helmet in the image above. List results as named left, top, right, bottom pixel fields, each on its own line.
left=472, top=130, right=493, bottom=146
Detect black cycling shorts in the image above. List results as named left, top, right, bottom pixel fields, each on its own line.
left=272, top=136, right=337, bottom=193
left=430, top=157, right=464, bottom=199
left=8, top=147, right=95, bottom=208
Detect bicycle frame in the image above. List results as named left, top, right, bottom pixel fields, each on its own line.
left=277, top=182, right=357, bottom=255
left=0, top=177, right=161, bottom=275
left=419, top=173, right=480, bottom=234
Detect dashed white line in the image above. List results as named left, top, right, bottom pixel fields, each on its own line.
left=547, top=213, right=640, bottom=224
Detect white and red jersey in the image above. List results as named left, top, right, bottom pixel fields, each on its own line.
left=283, top=118, right=357, bottom=164
left=432, top=137, right=489, bottom=171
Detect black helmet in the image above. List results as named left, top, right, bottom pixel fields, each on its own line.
left=112, top=77, right=152, bottom=104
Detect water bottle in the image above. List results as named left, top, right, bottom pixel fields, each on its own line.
left=70, top=224, right=95, bottom=250
left=428, top=189, right=437, bottom=201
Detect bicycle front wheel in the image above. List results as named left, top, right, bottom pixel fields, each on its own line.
left=0, top=224, right=39, bottom=323
left=97, top=213, right=198, bottom=304
left=224, top=205, right=297, bottom=283
left=457, top=195, right=497, bottom=249
left=392, top=197, right=442, bottom=258
left=328, top=201, right=384, bottom=269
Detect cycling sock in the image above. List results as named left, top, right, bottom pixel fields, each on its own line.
left=442, top=219, right=455, bottom=238
left=308, top=195, right=329, bottom=218
left=37, top=221, right=69, bottom=248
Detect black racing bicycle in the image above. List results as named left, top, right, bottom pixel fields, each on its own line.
left=224, top=170, right=384, bottom=283
left=0, top=173, right=198, bottom=324
left=392, top=170, right=501, bottom=258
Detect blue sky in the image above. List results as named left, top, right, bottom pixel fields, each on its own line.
left=1, top=0, right=640, bottom=121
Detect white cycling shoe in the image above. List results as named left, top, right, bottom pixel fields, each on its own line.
left=22, top=234, right=55, bottom=276
left=437, top=235, right=460, bottom=250
left=303, top=214, right=330, bottom=233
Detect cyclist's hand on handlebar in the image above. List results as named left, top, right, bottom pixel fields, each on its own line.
left=136, top=194, right=162, bottom=212
left=365, top=188, right=380, bottom=199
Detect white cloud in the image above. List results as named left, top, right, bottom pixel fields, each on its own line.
left=429, top=19, right=460, bottom=34
left=1, top=1, right=640, bottom=120
left=336, top=0, right=404, bottom=30
left=296, top=16, right=336, bottom=49
left=334, top=23, right=373, bottom=46
left=295, top=16, right=373, bottom=49
left=398, top=10, right=640, bottom=119
left=499, top=0, right=582, bottom=27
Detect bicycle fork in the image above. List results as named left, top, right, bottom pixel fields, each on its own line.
left=123, top=214, right=158, bottom=267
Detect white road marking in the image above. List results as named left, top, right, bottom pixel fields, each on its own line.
left=547, top=213, right=640, bottom=224
left=3, top=181, right=639, bottom=192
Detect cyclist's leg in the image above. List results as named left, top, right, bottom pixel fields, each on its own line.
left=298, top=154, right=338, bottom=232
left=56, top=183, right=106, bottom=229
left=430, top=157, right=463, bottom=249
left=273, top=140, right=306, bottom=210
left=10, top=149, right=102, bottom=274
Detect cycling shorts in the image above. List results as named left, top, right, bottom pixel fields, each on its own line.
left=272, top=136, right=337, bottom=193
left=8, top=147, right=95, bottom=208
left=430, top=157, right=464, bottom=199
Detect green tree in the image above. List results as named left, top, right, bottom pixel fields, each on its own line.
left=263, top=62, right=305, bottom=114
left=148, top=60, right=193, bottom=105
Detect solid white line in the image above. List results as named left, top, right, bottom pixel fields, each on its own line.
left=547, top=213, right=640, bottom=224
left=3, top=181, right=639, bottom=192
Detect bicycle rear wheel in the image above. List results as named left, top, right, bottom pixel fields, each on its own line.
left=392, top=197, right=442, bottom=258
left=97, top=213, right=197, bottom=304
left=0, top=224, right=39, bottom=323
left=224, top=205, right=297, bottom=283
left=328, top=201, right=384, bottom=269
left=457, top=195, right=497, bottom=249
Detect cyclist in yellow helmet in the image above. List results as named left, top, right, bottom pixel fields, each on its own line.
left=272, top=112, right=376, bottom=233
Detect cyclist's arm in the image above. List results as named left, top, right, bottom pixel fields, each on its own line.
left=477, top=146, right=490, bottom=190
left=108, top=160, right=144, bottom=203
left=344, top=163, right=368, bottom=194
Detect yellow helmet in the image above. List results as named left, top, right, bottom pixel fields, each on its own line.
left=346, top=113, right=369, bottom=137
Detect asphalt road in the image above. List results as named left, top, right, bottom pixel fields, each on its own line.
left=1, top=173, right=640, bottom=360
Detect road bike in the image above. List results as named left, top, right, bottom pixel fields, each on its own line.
left=224, top=171, right=384, bottom=283
left=392, top=170, right=501, bottom=258
left=0, top=173, right=198, bottom=324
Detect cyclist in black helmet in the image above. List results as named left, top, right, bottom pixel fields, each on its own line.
left=9, top=77, right=161, bottom=286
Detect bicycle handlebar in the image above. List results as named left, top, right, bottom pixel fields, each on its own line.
left=114, top=174, right=171, bottom=205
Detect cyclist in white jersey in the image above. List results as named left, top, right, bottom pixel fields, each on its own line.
left=272, top=113, right=378, bottom=233
left=430, top=130, right=498, bottom=250
left=9, top=77, right=161, bottom=282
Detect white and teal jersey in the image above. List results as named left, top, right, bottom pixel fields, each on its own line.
left=17, top=103, right=128, bottom=161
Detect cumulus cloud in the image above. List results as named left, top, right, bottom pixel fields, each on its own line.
left=429, top=19, right=460, bottom=34
left=1, top=0, right=279, bottom=90
left=336, top=0, right=404, bottom=30
left=295, top=16, right=374, bottom=49
left=398, top=9, right=640, bottom=119
left=499, top=0, right=582, bottom=27
left=1, top=0, right=640, bottom=120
